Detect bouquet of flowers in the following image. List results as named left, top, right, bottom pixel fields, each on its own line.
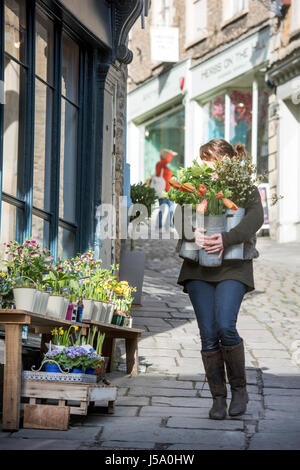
left=166, top=160, right=238, bottom=215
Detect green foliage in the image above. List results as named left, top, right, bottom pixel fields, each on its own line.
left=130, top=182, right=158, bottom=222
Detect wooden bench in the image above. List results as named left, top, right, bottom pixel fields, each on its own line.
left=82, top=319, right=144, bottom=376
left=0, top=309, right=144, bottom=431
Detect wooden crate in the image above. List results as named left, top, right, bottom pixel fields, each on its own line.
left=21, top=380, right=118, bottom=420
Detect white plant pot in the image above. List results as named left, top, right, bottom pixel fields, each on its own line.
left=46, top=295, right=65, bottom=319
left=100, top=302, right=108, bottom=322
left=105, top=303, right=115, bottom=323
left=13, top=287, right=37, bottom=312
left=39, top=292, right=50, bottom=315
left=92, top=301, right=103, bottom=322
left=45, top=343, right=66, bottom=352
left=82, top=299, right=94, bottom=321
left=61, top=297, right=69, bottom=320
left=33, top=290, right=42, bottom=313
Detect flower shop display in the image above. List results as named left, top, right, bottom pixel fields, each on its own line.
left=1, top=242, right=136, bottom=325
left=167, top=160, right=238, bottom=266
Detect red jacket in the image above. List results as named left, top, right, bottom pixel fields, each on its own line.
left=155, top=153, right=174, bottom=191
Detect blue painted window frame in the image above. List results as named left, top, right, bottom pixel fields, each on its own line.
left=0, top=0, right=97, bottom=261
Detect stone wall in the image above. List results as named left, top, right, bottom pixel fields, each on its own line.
left=128, top=0, right=271, bottom=91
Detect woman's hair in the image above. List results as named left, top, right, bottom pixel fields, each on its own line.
left=200, top=139, right=246, bottom=162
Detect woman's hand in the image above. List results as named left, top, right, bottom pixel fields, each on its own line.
left=202, top=233, right=224, bottom=259
left=194, top=228, right=206, bottom=248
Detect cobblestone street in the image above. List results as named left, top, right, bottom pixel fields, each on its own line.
left=1, top=236, right=300, bottom=450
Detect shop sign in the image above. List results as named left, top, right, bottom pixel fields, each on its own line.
left=128, top=59, right=189, bottom=121
left=151, top=27, right=179, bottom=63
left=191, top=27, right=271, bottom=98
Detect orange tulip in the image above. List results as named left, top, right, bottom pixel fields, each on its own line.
left=222, top=198, right=238, bottom=210
left=198, top=184, right=207, bottom=197
left=197, top=199, right=208, bottom=214
left=216, top=192, right=224, bottom=199
left=169, top=178, right=182, bottom=190
left=181, top=183, right=196, bottom=193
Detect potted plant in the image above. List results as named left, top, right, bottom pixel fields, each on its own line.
left=0, top=271, right=13, bottom=309
left=167, top=161, right=238, bottom=267
left=119, top=182, right=158, bottom=305
left=43, top=262, right=74, bottom=319
left=3, top=240, right=53, bottom=312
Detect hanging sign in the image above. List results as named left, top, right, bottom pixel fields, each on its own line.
left=150, top=27, right=179, bottom=63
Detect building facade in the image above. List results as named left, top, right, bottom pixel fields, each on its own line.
left=0, top=0, right=146, bottom=268
left=267, top=0, right=300, bottom=243
left=127, top=0, right=300, bottom=243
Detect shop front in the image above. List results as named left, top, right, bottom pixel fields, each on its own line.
left=0, top=0, right=144, bottom=266
left=268, top=56, right=300, bottom=243
left=127, top=59, right=190, bottom=183
left=189, top=27, right=271, bottom=179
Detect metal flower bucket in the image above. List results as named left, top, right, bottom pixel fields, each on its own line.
left=178, top=208, right=199, bottom=263
left=198, top=215, right=226, bottom=267
left=223, top=208, right=245, bottom=260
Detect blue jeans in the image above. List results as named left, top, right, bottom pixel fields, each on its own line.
left=158, top=198, right=174, bottom=229
left=185, top=279, right=246, bottom=352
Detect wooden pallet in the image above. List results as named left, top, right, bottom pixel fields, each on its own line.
left=21, top=379, right=117, bottom=430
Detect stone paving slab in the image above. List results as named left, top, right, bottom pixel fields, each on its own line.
left=248, top=432, right=300, bottom=450
left=166, top=417, right=244, bottom=431
left=127, top=387, right=197, bottom=397
left=0, top=438, right=84, bottom=450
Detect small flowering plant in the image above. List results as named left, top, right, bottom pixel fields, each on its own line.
left=166, top=160, right=236, bottom=215
left=3, top=239, right=53, bottom=287
left=58, top=346, right=103, bottom=371
left=0, top=271, right=13, bottom=301
left=51, top=325, right=80, bottom=347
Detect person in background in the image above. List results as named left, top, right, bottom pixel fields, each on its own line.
left=156, top=149, right=178, bottom=232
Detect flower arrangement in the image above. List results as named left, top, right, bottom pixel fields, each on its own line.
left=213, top=155, right=260, bottom=208
left=166, top=160, right=237, bottom=215
left=3, top=240, right=53, bottom=288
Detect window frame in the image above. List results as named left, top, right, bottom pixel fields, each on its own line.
left=0, top=0, right=88, bottom=259
left=222, top=0, right=249, bottom=28
left=185, top=0, right=208, bottom=49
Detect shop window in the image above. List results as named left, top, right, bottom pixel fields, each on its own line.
left=33, top=12, right=54, bottom=213
left=58, top=226, right=76, bottom=261
left=257, top=89, right=270, bottom=177
left=2, top=0, right=27, bottom=245
left=205, top=95, right=225, bottom=141
left=1, top=1, right=83, bottom=259
left=229, top=90, right=252, bottom=152
left=152, top=0, right=174, bottom=26
left=144, top=107, right=185, bottom=180
left=59, top=33, right=79, bottom=228
left=185, top=0, right=207, bottom=46
left=223, top=0, right=247, bottom=23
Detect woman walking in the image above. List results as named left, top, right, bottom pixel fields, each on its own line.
left=177, top=139, right=264, bottom=420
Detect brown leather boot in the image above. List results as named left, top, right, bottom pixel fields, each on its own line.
left=201, top=349, right=227, bottom=420
left=221, top=340, right=249, bottom=417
